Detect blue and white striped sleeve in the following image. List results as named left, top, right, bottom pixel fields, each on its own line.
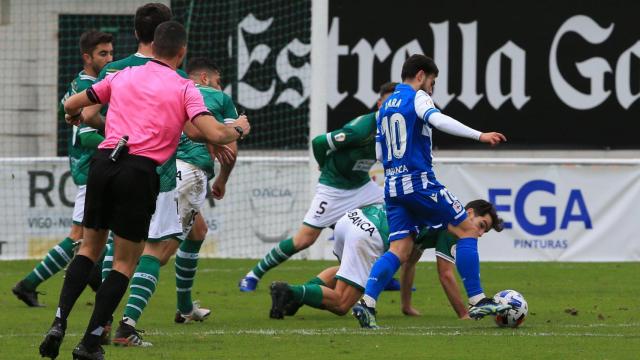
left=414, top=90, right=440, bottom=125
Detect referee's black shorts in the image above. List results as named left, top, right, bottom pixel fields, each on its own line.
left=83, top=149, right=160, bottom=242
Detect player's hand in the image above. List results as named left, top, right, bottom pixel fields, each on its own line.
left=211, top=144, right=236, bottom=165
left=65, top=111, right=84, bottom=126
left=229, top=115, right=251, bottom=138
left=479, top=132, right=507, bottom=146
left=211, top=178, right=226, bottom=200
left=402, top=306, right=421, bottom=316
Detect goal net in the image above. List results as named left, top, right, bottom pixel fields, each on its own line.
left=0, top=0, right=313, bottom=259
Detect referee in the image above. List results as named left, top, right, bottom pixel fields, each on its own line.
left=39, top=21, right=250, bottom=360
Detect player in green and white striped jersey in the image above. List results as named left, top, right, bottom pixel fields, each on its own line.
left=12, top=30, right=113, bottom=307
left=239, top=82, right=399, bottom=292
left=270, top=200, right=503, bottom=322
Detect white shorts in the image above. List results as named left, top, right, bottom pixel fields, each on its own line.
left=175, top=160, right=208, bottom=241
left=303, top=181, right=383, bottom=229
left=147, top=189, right=182, bottom=242
left=333, top=209, right=385, bottom=291
left=72, top=185, right=86, bottom=224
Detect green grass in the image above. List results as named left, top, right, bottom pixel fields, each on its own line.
left=1, top=259, right=639, bottom=359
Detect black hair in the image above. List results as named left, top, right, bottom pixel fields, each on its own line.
left=135, top=3, right=172, bottom=44
left=401, top=54, right=439, bottom=81
left=378, top=82, right=398, bottom=97
left=79, top=30, right=113, bottom=56
left=152, top=21, right=186, bottom=59
left=465, top=199, right=504, bottom=232
left=186, top=57, right=220, bottom=75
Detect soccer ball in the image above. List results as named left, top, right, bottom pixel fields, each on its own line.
left=493, top=289, right=528, bottom=328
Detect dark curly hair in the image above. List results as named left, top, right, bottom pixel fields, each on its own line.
left=465, top=199, right=504, bottom=232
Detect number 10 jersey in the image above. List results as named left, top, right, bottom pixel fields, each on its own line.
left=376, top=83, right=442, bottom=199
left=376, top=84, right=467, bottom=241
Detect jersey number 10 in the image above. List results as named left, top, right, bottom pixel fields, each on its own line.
left=380, top=114, right=407, bottom=161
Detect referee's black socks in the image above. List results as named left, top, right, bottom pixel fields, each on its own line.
left=54, top=254, right=94, bottom=329
left=82, top=269, right=129, bottom=350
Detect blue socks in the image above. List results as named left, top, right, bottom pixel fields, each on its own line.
left=363, top=251, right=401, bottom=308
left=455, top=237, right=484, bottom=299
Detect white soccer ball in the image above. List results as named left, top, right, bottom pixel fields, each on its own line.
left=493, top=289, right=528, bottom=328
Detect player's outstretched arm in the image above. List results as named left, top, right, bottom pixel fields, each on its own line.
left=429, top=112, right=507, bottom=146
left=436, top=257, right=470, bottom=319
left=400, top=248, right=423, bottom=316
left=191, top=114, right=250, bottom=145
left=415, top=91, right=506, bottom=146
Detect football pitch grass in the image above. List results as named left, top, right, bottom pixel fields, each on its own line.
left=1, top=259, right=639, bottom=359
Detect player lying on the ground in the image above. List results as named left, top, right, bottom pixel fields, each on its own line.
left=106, top=57, right=240, bottom=347
left=239, top=82, right=397, bottom=292
left=270, top=200, right=501, bottom=320
left=12, top=30, right=113, bottom=307
left=353, top=54, right=508, bottom=329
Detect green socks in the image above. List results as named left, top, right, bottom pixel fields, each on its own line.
left=249, top=238, right=297, bottom=279
left=175, top=239, right=204, bottom=314
left=286, top=277, right=326, bottom=310
left=101, top=242, right=114, bottom=282
left=122, top=255, right=160, bottom=326
left=23, top=237, right=77, bottom=290
left=289, top=284, right=324, bottom=309
left=305, top=277, right=326, bottom=286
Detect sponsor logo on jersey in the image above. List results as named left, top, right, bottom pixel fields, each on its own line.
left=352, top=159, right=375, bottom=172
left=346, top=210, right=376, bottom=237
left=384, top=164, right=408, bottom=176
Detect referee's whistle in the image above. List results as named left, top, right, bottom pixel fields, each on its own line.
left=109, top=135, right=129, bottom=162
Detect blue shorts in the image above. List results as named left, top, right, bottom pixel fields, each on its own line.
left=385, top=186, right=467, bottom=241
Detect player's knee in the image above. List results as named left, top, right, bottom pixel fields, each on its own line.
left=112, top=259, right=138, bottom=278
left=335, top=303, right=351, bottom=316
left=158, top=253, right=171, bottom=266
left=76, top=244, right=103, bottom=262
left=294, top=228, right=321, bottom=249
left=68, top=224, right=83, bottom=241
left=143, top=241, right=166, bottom=259
left=192, top=226, right=207, bottom=241
left=294, top=236, right=314, bottom=249
left=389, top=238, right=414, bottom=263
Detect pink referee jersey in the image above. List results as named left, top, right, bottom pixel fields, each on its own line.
left=88, top=60, right=209, bottom=164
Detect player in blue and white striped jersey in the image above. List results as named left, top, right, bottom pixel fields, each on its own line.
left=353, top=54, right=508, bottom=328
